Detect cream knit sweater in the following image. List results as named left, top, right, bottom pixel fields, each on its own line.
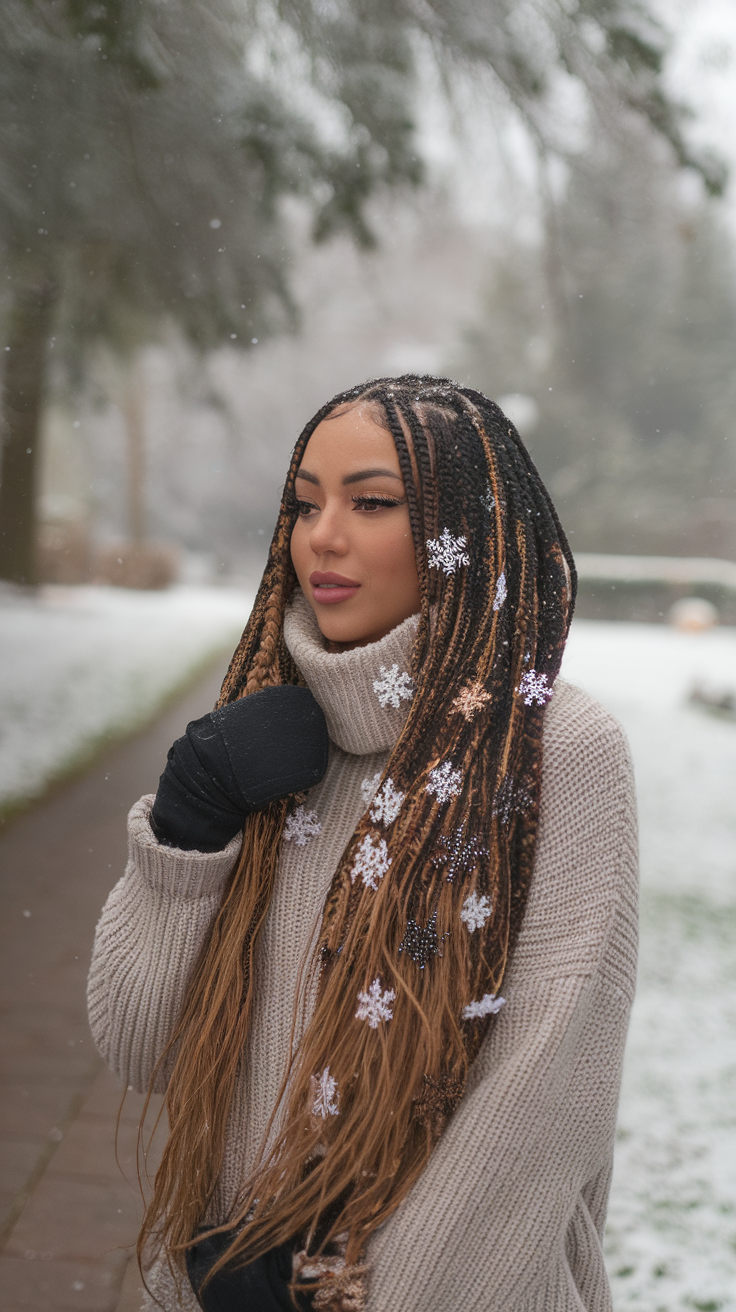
left=88, top=594, right=638, bottom=1312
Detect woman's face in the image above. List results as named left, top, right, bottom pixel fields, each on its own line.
left=290, top=403, right=421, bottom=649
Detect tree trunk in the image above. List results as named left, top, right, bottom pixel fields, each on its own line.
left=0, top=273, right=57, bottom=585
left=120, top=359, right=146, bottom=546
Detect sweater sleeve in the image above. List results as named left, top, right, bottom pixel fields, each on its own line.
left=365, top=684, right=639, bottom=1312
left=86, top=794, right=241, bottom=1093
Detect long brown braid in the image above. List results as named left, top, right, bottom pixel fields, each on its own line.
left=138, top=377, right=576, bottom=1302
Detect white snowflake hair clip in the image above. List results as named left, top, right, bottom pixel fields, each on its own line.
left=426, top=528, right=470, bottom=576
left=360, top=772, right=382, bottom=807
left=284, top=804, right=322, bottom=846
left=311, top=1067, right=339, bottom=1119
left=351, top=832, right=391, bottom=890
left=516, top=670, right=554, bottom=707
left=426, top=760, right=463, bottom=805
left=356, top=977, right=396, bottom=1028
left=461, top=993, right=505, bottom=1021
left=460, top=891, right=492, bottom=933
left=373, top=663, right=414, bottom=709
left=370, top=777, right=405, bottom=826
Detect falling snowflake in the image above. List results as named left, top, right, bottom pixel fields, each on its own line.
left=493, top=571, right=507, bottom=611
left=370, top=777, right=405, bottom=826
left=462, top=993, right=505, bottom=1020
left=360, top=772, right=381, bottom=807
left=492, top=776, right=533, bottom=825
left=480, top=484, right=495, bottom=515
left=432, top=821, right=488, bottom=883
left=460, top=892, right=493, bottom=933
left=356, top=977, right=396, bottom=1028
left=399, top=910, right=441, bottom=969
left=284, top=805, right=322, bottom=846
left=426, top=761, right=463, bottom=805
left=350, top=833, right=392, bottom=890
left=373, top=663, right=414, bottom=709
left=451, top=682, right=492, bottom=722
left=517, top=670, right=554, bottom=706
left=312, top=1066, right=339, bottom=1118
left=426, top=528, right=470, bottom=575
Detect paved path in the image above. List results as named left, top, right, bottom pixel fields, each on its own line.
left=0, top=659, right=229, bottom=1312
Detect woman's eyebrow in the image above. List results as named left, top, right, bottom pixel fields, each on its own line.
left=294, top=467, right=403, bottom=487
left=343, top=468, right=403, bottom=485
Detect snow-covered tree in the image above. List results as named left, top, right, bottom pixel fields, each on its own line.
left=0, top=0, right=717, bottom=582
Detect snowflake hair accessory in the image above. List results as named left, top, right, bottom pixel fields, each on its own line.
left=284, top=805, right=322, bottom=846
left=492, top=775, right=532, bottom=825
left=350, top=833, right=391, bottom=890
left=426, top=528, right=470, bottom=575
left=460, top=891, right=493, bottom=933
left=431, top=821, right=488, bottom=883
left=399, top=910, right=441, bottom=969
left=426, top=760, right=463, bottom=805
left=412, top=1071, right=465, bottom=1135
left=370, top=777, right=405, bottom=826
left=451, top=682, right=492, bottom=722
left=373, top=663, right=414, bottom=709
left=493, top=571, right=507, bottom=612
left=480, top=484, right=495, bottom=515
left=356, top=977, right=396, bottom=1028
left=517, top=670, right=554, bottom=707
left=360, top=772, right=381, bottom=807
left=312, top=1066, right=339, bottom=1119
left=461, top=993, right=505, bottom=1021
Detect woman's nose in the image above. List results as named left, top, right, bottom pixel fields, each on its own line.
left=308, top=504, right=349, bottom=556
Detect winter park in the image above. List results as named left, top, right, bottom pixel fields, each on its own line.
left=1, top=3, right=736, bottom=1311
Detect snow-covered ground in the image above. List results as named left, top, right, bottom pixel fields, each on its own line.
left=0, top=583, right=254, bottom=815
left=562, top=622, right=736, bottom=1312
left=1, top=592, right=734, bottom=1303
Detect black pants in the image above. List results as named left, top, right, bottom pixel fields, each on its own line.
left=186, top=1230, right=314, bottom=1312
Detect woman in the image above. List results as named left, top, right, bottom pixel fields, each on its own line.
left=88, top=376, right=638, bottom=1312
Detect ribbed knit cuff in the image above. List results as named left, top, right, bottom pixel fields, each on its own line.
left=127, top=795, right=241, bottom=900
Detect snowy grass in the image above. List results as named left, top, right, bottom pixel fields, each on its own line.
left=562, top=621, right=736, bottom=1312
left=0, top=583, right=254, bottom=818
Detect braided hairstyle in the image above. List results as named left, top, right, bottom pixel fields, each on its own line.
left=139, top=376, right=576, bottom=1303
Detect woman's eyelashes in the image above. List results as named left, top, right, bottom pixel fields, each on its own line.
left=295, top=498, right=319, bottom=517
left=294, top=494, right=406, bottom=517
left=351, top=494, right=406, bottom=512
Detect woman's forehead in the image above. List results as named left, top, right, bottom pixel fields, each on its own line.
left=299, top=406, right=399, bottom=469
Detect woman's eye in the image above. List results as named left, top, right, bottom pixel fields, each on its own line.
left=295, top=499, right=318, bottom=516
left=352, top=496, right=404, bottom=513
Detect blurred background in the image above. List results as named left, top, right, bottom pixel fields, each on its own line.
left=0, top=2, right=735, bottom=1310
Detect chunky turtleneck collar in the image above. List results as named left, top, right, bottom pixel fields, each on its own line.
left=283, top=589, right=419, bottom=756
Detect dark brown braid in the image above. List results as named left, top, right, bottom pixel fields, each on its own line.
left=139, top=377, right=576, bottom=1307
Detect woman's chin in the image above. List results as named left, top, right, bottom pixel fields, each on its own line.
left=312, top=605, right=384, bottom=651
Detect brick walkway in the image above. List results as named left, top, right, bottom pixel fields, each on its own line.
left=0, top=661, right=227, bottom=1312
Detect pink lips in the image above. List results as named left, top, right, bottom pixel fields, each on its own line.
left=310, top=571, right=361, bottom=605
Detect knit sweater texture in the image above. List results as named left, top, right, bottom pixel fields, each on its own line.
left=87, top=592, right=638, bottom=1311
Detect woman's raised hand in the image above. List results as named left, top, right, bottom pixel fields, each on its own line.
left=150, top=686, right=328, bottom=852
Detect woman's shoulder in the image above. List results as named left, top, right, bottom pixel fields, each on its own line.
left=540, top=675, right=636, bottom=864
left=540, top=676, right=635, bottom=834
left=543, top=676, right=631, bottom=774
left=508, top=677, right=638, bottom=985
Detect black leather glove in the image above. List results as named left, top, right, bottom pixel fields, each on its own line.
left=186, top=1228, right=314, bottom=1312
left=150, top=686, right=329, bottom=853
